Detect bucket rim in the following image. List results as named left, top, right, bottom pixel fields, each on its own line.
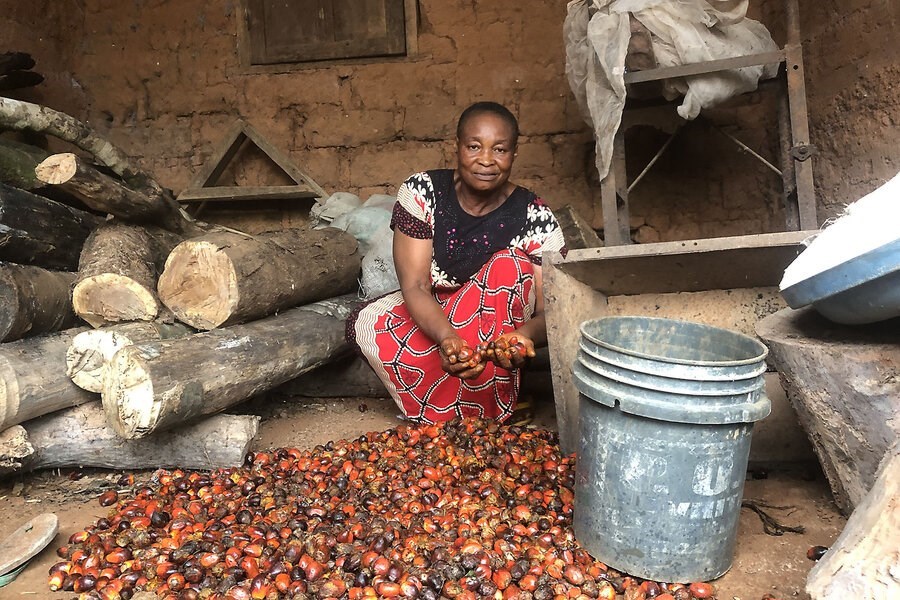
left=578, top=339, right=769, bottom=382
left=579, top=316, right=769, bottom=368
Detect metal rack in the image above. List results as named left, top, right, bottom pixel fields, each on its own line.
left=600, top=0, right=816, bottom=246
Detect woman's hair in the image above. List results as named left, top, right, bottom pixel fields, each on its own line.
left=456, top=102, right=519, bottom=146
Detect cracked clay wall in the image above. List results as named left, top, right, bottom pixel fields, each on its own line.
left=2, top=1, right=898, bottom=238
left=800, top=0, right=900, bottom=221
left=4, top=1, right=88, bottom=137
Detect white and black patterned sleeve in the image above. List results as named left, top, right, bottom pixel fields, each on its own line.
left=510, top=197, right=567, bottom=265
left=390, top=172, right=435, bottom=239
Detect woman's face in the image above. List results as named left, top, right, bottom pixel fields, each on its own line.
left=456, top=112, right=517, bottom=195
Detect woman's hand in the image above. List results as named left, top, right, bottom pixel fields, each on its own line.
left=479, top=332, right=537, bottom=371
left=439, top=334, right=486, bottom=380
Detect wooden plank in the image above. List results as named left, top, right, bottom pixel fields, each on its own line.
left=599, top=174, right=621, bottom=246
left=183, top=120, right=247, bottom=192
left=806, top=442, right=900, bottom=599
left=251, top=0, right=334, bottom=64
left=554, top=205, right=603, bottom=250
left=177, top=186, right=319, bottom=203
left=611, top=128, right=630, bottom=244
left=246, top=0, right=269, bottom=65
left=242, top=121, right=328, bottom=198
left=624, top=50, right=785, bottom=84
left=403, top=0, right=418, bottom=56
left=383, top=0, right=407, bottom=54
left=179, top=119, right=327, bottom=203
left=543, top=252, right=608, bottom=455
left=557, top=231, right=812, bottom=296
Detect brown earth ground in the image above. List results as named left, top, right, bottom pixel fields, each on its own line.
left=0, top=377, right=845, bottom=600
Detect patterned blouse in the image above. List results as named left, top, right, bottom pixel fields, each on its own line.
left=390, top=169, right=567, bottom=289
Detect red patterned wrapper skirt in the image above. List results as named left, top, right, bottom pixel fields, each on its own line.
left=348, top=250, right=536, bottom=423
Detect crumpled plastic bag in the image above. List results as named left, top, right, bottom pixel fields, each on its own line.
left=360, top=223, right=400, bottom=299
left=316, top=193, right=401, bottom=297
left=320, top=194, right=396, bottom=257
left=309, top=192, right=362, bottom=228
left=565, top=0, right=780, bottom=180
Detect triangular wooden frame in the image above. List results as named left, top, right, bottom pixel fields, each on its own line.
left=177, top=119, right=327, bottom=203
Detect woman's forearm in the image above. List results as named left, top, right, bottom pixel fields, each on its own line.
left=514, top=312, right=547, bottom=347
left=402, top=285, right=457, bottom=345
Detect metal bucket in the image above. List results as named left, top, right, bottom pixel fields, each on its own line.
left=572, top=316, right=771, bottom=583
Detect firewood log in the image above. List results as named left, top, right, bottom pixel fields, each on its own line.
left=0, top=263, right=78, bottom=342
left=35, top=152, right=183, bottom=229
left=102, top=295, right=358, bottom=439
left=0, top=403, right=259, bottom=476
left=0, top=70, right=44, bottom=92
left=0, top=137, right=48, bottom=190
left=0, top=327, right=94, bottom=431
left=0, top=182, right=103, bottom=270
left=158, top=228, right=360, bottom=330
left=0, top=425, right=30, bottom=475
left=72, top=222, right=183, bottom=327
left=280, top=357, right=390, bottom=398
left=806, top=443, right=900, bottom=600
left=66, top=321, right=193, bottom=393
left=0, top=52, right=35, bottom=75
left=0, top=97, right=199, bottom=235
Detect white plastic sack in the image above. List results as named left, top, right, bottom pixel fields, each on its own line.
left=363, top=194, right=398, bottom=212
left=565, top=0, right=780, bottom=180
left=309, top=192, right=362, bottom=228
left=327, top=195, right=396, bottom=256
left=360, top=223, right=400, bottom=299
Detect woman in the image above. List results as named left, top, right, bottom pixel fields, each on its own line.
left=348, top=102, right=566, bottom=423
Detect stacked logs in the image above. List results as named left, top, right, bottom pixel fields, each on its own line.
left=0, top=96, right=362, bottom=475
left=0, top=52, right=43, bottom=93
left=51, top=418, right=720, bottom=600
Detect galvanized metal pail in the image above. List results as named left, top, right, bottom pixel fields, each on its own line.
left=572, top=316, right=770, bottom=582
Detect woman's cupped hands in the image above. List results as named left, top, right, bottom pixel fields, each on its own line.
left=439, top=331, right=537, bottom=379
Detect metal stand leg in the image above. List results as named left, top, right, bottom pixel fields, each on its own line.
left=785, top=0, right=817, bottom=230
left=601, top=129, right=631, bottom=246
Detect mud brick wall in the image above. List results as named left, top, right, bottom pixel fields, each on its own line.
left=2, top=0, right=898, bottom=238
left=3, top=1, right=87, bottom=136
left=801, top=0, right=900, bottom=221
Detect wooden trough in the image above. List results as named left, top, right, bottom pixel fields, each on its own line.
left=757, top=306, right=900, bottom=514
left=543, top=231, right=813, bottom=454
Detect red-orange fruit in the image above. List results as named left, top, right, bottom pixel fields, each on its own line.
left=98, top=490, right=119, bottom=507
left=688, top=582, right=715, bottom=599
left=376, top=581, right=402, bottom=597
left=807, top=545, right=828, bottom=561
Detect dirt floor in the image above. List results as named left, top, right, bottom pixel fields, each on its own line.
left=0, top=382, right=846, bottom=599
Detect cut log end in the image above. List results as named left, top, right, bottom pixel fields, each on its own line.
left=66, top=324, right=176, bottom=393
left=0, top=357, right=18, bottom=425
left=67, top=327, right=140, bottom=393
left=72, top=273, right=158, bottom=328
left=65, top=326, right=130, bottom=394
left=0, top=425, right=33, bottom=476
left=65, top=345, right=105, bottom=392
left=157, top=240, right=239, bottom=330
left=103, top=347, right=160, bottom=439
left=34, top=152, right=77, bottom=185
